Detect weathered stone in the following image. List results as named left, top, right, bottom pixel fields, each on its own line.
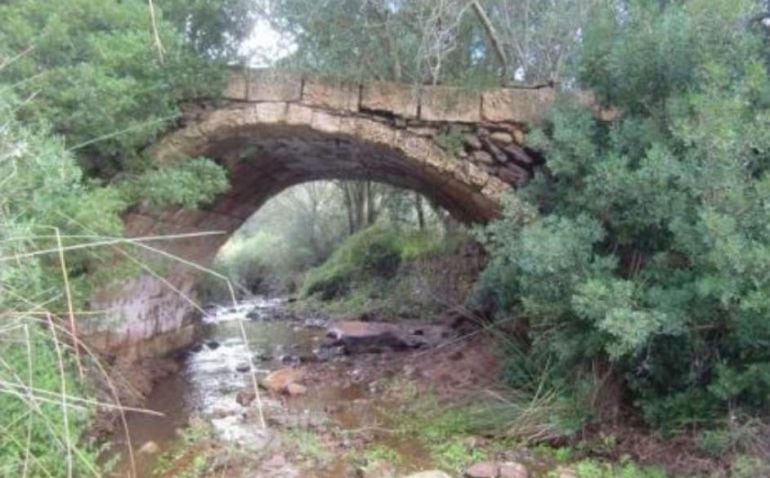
left=402, top=472, right=453, bottom=478
left=254, top=102, right=288, bottom=123
left=303, top=76, right=360, bottom=111
left=490, top=131, right=513, bottom=144
left=555, top=467, right=578, bottom=478
left=222, top=72, right=248, bottom=100
left=286, top=103, right=314, bottom=125
left=502, top=144, right=536, bottom=166
left=464, top=134, right=482, bottom=149
left=361, top=81, right=419, bottom=118
left=482, top=87, right=556, bottom=123
left=327, top=321, right=427, bottom=354
left=465, top=162, right=490, bottom=187
left=421, top=86, right=481, bottom=122
left=247, top=69, right=303, bottom=102
left=138, top=441, right=160, bottom=455
left=311, top=110, right=342, bottom=133
left=513, top=129, right=525, bottom=144
left=465, top=461, right=499, bottom=478
left=285, top=383, right=308, bottom=396
left=499, top=462, right=529, bottom=478
left=261, top=367, right=304, bottom=393
left=472, top=150, right=495, bottom=165
left=356, top=118, right=397, bottom=145
left=497, top=164, right=530, bottom=185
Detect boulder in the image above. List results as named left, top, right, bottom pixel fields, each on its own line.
left=285, top=383, right=307, bottom=396
left=465, top=461, right=498, bottom=478
left=138, top=441, right=160, bottom=455
left=326, top=321, right=424, bottom=354
left=401, top=472, right=454, bottom=478
left=260, top=367, right=304, bottom=394
left=499, top=462, right=529, bottom=478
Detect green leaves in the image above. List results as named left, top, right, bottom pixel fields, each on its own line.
left=120, top=157, right=229, bottom=209
left=0, top=0, right=227, bottom=177
left=480, top=0, right=770, bottom=429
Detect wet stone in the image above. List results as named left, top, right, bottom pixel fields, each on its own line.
left=206, top=340, right=220, bottom=350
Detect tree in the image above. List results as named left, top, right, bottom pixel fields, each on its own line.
left=262, top=0, right=602, bottom=85
left=0, top=0, right=234, bottom=178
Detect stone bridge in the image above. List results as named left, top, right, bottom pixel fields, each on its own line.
left=89, top=69, right=566, bottom=358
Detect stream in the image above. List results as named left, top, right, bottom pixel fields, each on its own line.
left=109, top=297, right=431, bottom=478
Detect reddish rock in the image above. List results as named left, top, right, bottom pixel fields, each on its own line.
left=465, top=461, right=499, bottom=478
left=499, top=462, right=529, bottom=478
left=261, top=367, right=304, bottom=393
left=285, top=383, right=307, bottom=396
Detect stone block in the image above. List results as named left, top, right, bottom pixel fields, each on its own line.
left=355, top=118, right=396, bottom=145
left=481, top=87, right=556, bottom=123
left=254, top=102, right=288, bottom=123
left=303, top=76, right=360, bottom=111
left=420, top=86, right=481, bottom=122
left=311, top=111, right=342, bottom=133
left=286, top=104, right=314, bottom=125
left=361, top=81, right=419, bottom=118
left=246, top=69, right=303, bottom=102
left=222, top=71, right=248, bottom=100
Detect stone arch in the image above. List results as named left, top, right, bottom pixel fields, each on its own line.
left=88, top=69, right=559, bottom=358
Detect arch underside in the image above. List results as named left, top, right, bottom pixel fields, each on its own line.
left=197, top=123, right=499, bottom=226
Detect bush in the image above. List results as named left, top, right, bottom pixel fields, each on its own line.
left=477, top=0, right=770, bottom=430
left=302, top=226, right=402, bottom=299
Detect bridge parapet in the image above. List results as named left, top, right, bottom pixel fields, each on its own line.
left=221, top=68, right=556, bottom=124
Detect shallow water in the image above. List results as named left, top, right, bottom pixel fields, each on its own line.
left=110, top=297, right=328, bottom=477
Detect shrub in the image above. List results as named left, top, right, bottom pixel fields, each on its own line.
left=476, top=0, right=770, bottom=430
left=302, top=226, right=402, bottom=299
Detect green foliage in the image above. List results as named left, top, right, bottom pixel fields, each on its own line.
left=302, top=226, right=402, bottom=300
left=0, top=90, right=124, bottom=476
left=158, top=0, right=258, bottom=59
left=477, top=0, right=770, bottom=431
left=120, top=157, right=229, bottom=209
left=0, top=0, right=227, bottom=177
left=552, top=459, right=668, bottom=478
left=435, top=126, right=470, bottom=156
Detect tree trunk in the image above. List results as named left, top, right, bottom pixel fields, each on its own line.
left=415, top=192, right=425, bottom=230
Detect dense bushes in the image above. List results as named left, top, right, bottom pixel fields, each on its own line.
left=477, top=0, right=770, bottom=431
left=302, top=226, right=403, bottom=300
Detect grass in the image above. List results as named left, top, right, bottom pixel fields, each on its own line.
left=154, top=418, right=213, bottom=478
left=282, top=429, right=330, bottom=463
